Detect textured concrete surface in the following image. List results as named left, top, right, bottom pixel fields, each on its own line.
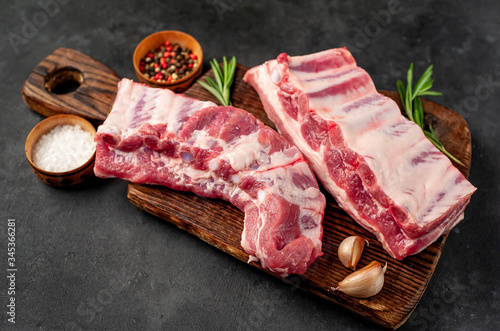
left=1, top=0, right=499, bottom=330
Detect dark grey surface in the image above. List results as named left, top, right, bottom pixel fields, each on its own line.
left=1, top=0, right=499, bottom=330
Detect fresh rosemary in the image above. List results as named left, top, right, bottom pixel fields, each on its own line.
left=397, top=63, right=464, bottom=166
left=197, top=56, right=236, bottom=106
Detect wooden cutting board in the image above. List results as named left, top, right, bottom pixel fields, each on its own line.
left=22, top=49, right=472, bottom=329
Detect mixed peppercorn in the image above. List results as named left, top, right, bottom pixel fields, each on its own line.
left=139, top=40, right=198, bottom=83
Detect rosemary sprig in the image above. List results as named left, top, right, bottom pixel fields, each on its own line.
left=197, top=56, right=236, bottom=106
left=397, top=64, right=464, bottom=166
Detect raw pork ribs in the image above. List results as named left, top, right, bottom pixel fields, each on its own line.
left=244, top=49, right=477, bottom=259
left=94, top=79, right=326, bottom=276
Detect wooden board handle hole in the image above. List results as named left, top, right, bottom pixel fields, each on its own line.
left=45, top=67, right=83, bottom=95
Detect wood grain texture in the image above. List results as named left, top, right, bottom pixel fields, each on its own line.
left=22, top=47, right=120, bottom=126
left=127, top=64, right=472, bottom=329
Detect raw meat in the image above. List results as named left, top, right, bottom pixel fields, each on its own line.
left=244, top=49, right=477, bottom=259
left=94, top=79, right=326, bottom=276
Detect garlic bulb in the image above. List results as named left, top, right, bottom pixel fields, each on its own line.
left=338, top=236, right=368, bottom=270
left=333, top=261, right=387, bottom=298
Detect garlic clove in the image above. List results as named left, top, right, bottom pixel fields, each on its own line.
left=333, top=261, right=387, bottom=298
left=338, top=236, right=368, bottom=270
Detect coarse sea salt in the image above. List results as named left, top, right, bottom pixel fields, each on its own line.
left=33, top=124, right=96, bottom=172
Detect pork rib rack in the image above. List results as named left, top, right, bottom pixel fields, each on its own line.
left=244, top=49, right=476, bottom=259
left=94, top=79, right=326, bottom=276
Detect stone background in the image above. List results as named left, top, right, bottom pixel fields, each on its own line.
left=1, top=0, right=498, bottom=330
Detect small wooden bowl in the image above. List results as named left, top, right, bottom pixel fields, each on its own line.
left=133, top=30, right=203, bottom=92
left=25, top=114, right=96, bottom=187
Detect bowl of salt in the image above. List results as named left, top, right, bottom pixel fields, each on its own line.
left=25, top=114, right=97, bottom=187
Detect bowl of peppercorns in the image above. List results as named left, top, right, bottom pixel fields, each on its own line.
left=133, top=30, right=203, bottom=92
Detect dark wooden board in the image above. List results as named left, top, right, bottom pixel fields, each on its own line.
left=22, top=47, right=121, bottom=126
left=127, top=64, right=472, bottom=329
